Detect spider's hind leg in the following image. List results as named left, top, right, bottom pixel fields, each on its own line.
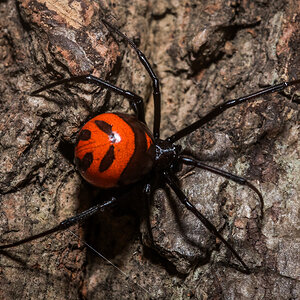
left=163, top=170, right=251, bottom=274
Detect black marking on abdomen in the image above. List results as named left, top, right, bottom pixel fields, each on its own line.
left=75, top=152, right=93, bottom=172
left=99, top=145, right=115, bottom=172
left=95, top=120, right=112, bottom=134
left=78, top=129, right=91, bottom=141
left=95, top=120, right=118, bottom=143
left=116, top=114, right=155, bottom=186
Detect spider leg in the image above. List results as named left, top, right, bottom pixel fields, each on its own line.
left=167, top=79, right=300, bottom=143
left=0, top=197, right=117, bottom=250
left=179, top=155, right=264, bottom=217
left=163, top=170, right=251, bottom=274
left=102, top=19, right=161, bottom=139
left=31, top=74, right=145, bottom=123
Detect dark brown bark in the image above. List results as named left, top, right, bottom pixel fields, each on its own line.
left=0, top=0, right=299, bottom=299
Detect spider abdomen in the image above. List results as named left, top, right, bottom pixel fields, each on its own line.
left=74, top=113, right=155, bottom=188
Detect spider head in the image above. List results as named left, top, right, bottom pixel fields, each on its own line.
left=154, top=139, right=181, bottom=172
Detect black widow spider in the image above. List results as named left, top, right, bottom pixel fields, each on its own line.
left=0, top=19, right=299, bottom=275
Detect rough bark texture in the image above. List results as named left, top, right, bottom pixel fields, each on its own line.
left=0, top=0, right=299, bottom=299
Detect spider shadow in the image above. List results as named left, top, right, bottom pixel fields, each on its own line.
left=82, top=181, right=147, bottom=264
left=79, top=176, right=211, bottom=279
left=151, top=179, right=216, bottom=267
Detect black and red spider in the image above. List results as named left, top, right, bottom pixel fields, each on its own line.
left=0, top=19, right=299, bottom=275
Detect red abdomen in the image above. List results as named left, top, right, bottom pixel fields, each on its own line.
left=74, top=113, right=155, bottom=188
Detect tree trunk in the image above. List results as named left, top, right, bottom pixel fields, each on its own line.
left=0, top=0, right=299, bottom=299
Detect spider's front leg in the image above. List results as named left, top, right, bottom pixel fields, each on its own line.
left=31, top=74, right=146, bottom=123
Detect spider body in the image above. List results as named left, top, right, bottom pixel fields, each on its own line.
left=75, top=112, right=182, bottom=189
left=75, top=112, right=155, bottom=188
left=0, top=19, right=299, bottom=276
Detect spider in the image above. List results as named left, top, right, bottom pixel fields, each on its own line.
left=0, top=19, right=299, bottom=275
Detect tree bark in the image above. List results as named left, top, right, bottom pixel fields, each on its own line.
left=0, top=0, right=299, bottom=299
